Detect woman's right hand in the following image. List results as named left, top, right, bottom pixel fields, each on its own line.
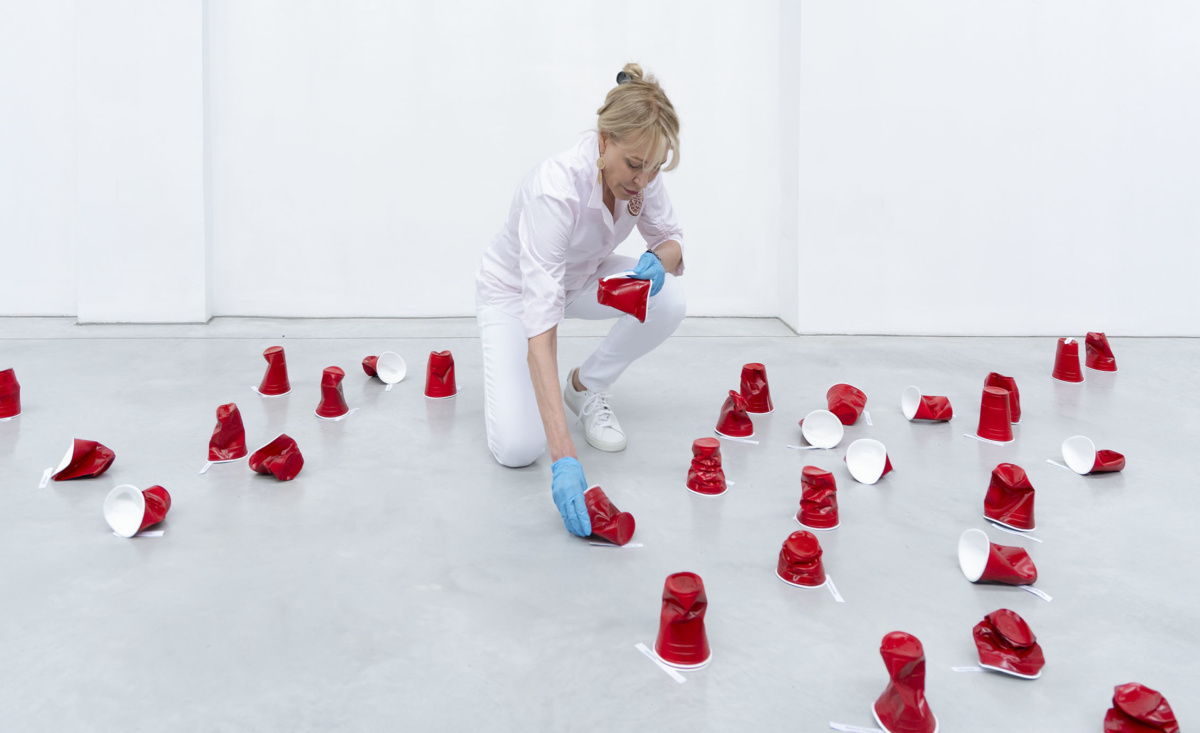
left=551, top=457, right=592, bottom=537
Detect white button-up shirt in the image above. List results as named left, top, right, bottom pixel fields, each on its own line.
left=476, top=132, right=685, bottom=338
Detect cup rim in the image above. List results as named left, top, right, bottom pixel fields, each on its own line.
left=901, top=386, right=922, bottom=420
left=958, top=528, right=991, bottom=582
left=104, top=484, right=145, bottom=538
left=1062, top=435, right=1097, bottom=474
left=846, top=438, right=888, bottom=484
left=800, top=409, right=843, bottom=449
left=376, top=351, right=407, bottom=384
left=55, top=439, right=79, bottom=474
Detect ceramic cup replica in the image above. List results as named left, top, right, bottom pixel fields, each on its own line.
left=686, top=437, right=727, bottom=496
left=983, top=463, right=1036, bottom=531
left=0, top=367, right=20, bottom=419
left=957, top=528, right=1038, bottom=586
left=104, top=484, right=171, bottom=538
left=654, top=571, right=712, bottom=670
left=596, top=274, right=650, bottom=323
left=845, top=439, right=893, bottom=485
left=972, top=609, right=1045, bottom=679
left=983, top=372, right=1021, bottom=424
left=776, top=530, right=827, bottom=588
left=976, top=386, right=1014, bottom=443
left=739, top=363, right=774, bottom=414
left=714, top=390, right=754, bottom=439
left=315, top=366, right=350, bottom=419
left=424, top=350, right=457, bottom=399
left=1085, top=332, right=1118, bottom=372
left=1103, top=682, right=1180, bottom=733
left=51, top=439, right=116, bottom=481
left=797, top=465, right=839, bottom=530
left=208, top=403, right=248, bottom=462
left=248, top=434, right=305, bottom=481
left=900, top=386, right=953, bottom=422
left=363, top=351, right=407, bottom=384
left=1052, top=337, right=1085, bottom=383
left=1062, top=435, right=1126, bottom=475
left=826, top=383, right=867, bottom=426
left=799, top=409, right=844, bottom=449
left=584, top=486, right=636, bottom=546
left=257, top=346, right=291, bottom=396
left=872, top=631, right=938, bottom=733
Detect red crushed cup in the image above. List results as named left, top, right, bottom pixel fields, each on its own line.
left=900, top=386, right=952, bottom=422
left=425, top=350, right=457, bottom=398
left=584, top=486, right=635, bottom=545
left=799, top=409, right=844, bottom=449
left=1052, top=337, right=1084, bottom=383
left=872, top=631, right=938, bottom=733
left=597, top=274, right=650, bottom=323
left=51, top=439, right=116, bottom=481
left=1086, top=332, right=1118, bottom=372
left=686, top=437, right=727, bottom=496
left=739, top=363, right=773, bottom=414
left=714, top=390, right=753, bottom=438
left=653, top=571, right=712, bottom=670
left=362, top=356, right=379, bottom=377
left=984, top=372, right=1021, bottom=423
left=972, top=609, right=1045, bottom=679
left=845, top=439, right=893, bottom=485
left=983, top=463, right=1036, bottom=531
left=826, top=383, right=867, bottom=426
left=249, top=434, right=305, bottom=481
left=776, top=530, right=827, bottom=587
left=364, top=351, right=406, bottom=384
left=958, top=528, right=1038, bottom=585
left=797, top=466, right=839, bottom=530
left=208, top=403, right=248, bottom=462
left=1104, top=682, right=1179, bottom=733
left=104, top=484, right=171, bottom=538
left=976, top=386, right=1014, bottom=443
left=257, top=346, right=291, bottom=396
left=0, top=367, right=20, bottom=419
left=1062, top=435, right=1125, bottom=475
left=315, top=366, right=349, bottom=419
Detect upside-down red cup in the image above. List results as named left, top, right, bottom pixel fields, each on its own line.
left=739, top=363, right=773, bottom=414
left=0, top=368, right=20, bottom=419
left=873, top=631, right=938, bottom=733
left=984, top=373, right=1021, bottom=424
left=654, top=571, right=712, bottom=670
left=976, top=386, right=1014, bottom=443
left=1052, top=337, right=1084, bottom=383
left=1086, top=332, right=1118, bottom=372
left=425, top=350, right=457, bottom=398
left=826, top=383, right=867, bottom=426
left=249, top=434, right=304, bottom=481
left=799, top=409, right=844, bottom=449
left=797, top=465, right=839, bottom=530
left=845, top=439, right=893, bottom=485
left=714, top=390, right=753, bottom=438
left=1062, top=435, right=1125, bottom=475
left=314, top=366, right=349, bottom=419
left=776, top=530, right=827, bottom=587
left=972, top=609, right=1045, bottom=679
left=257, top=346, right=291, bottom=396
left=1104, top=682, right=1179, bottom=733
left=597, top=274, right=650, bottom=323
left=983, top=463, right=1036, bottom=531
left=584, top=486, right=635, bottom=545
left=104, top=484, right=171, bottom=538
left=686, top=437, right=727, bottom=496
left=208, top=403, right=248, bottom=462
left=51, top=439, right=116, bottom=481
left=958, top=528, right=1038, bottom=585
left=900, top=387, right=953, bottom=422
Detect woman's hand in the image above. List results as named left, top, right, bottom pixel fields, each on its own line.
left=551, top=457, right=592, bottom=536
left=630, top=251, right=666, bottom=295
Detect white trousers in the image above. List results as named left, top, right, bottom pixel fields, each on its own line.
left=477, top=254, right=687, bottom=468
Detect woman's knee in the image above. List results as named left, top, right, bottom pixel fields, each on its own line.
left=490, top=435, right=547, bottom=468
left=647, top=275, right=687, bottom=329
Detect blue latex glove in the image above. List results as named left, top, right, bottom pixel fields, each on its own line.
left=630, top=251, right=666, bottom=296
left=551, top=457, right=592, bottom=537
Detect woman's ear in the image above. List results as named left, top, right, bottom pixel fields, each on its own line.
left=598, top=131, right=609, bottom=154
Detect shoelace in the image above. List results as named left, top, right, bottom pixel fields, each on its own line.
left=578, top=391, right=615, bottom=429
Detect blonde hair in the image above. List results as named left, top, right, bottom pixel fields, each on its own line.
left=596, top=63, right=680, bottom=172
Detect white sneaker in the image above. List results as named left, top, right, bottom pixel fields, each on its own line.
left=563, top=367, right=627, bottom=452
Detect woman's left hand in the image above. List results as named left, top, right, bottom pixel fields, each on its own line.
left=631, top=251, right=666, bottom=296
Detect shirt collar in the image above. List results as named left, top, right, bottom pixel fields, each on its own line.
left=586, top=133, right=606, bottom=211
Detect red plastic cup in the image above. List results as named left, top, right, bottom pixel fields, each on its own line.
left=104, top=484, right=171, bottom=538
left=714, top=390, right=753, bottom=438
left=425, top=350, right=457, bottom=398
left=249, top=434, right=305, bottom=481
left=1104, top=682, right=1179, bottom=733
left=739, top=363, right=773, bottom=414
left=984, top=373, right=1021, bottom=424
left=597, top=274, right=650, bottom=323
left=1086, top=332, right=1118, bottom=372
left=257, top=346, right=291, bottom=396
left=315, top=366, right=349, bottom=419
left=1061, top=435, right=1125, bottom=474
left=0, top=368, right=20, bottom=419
left=900, top=386, right=952, bottom=422
left=584, top=486, right=635, bottom=545
left=776, top=530, right=827, bottom=587
left=1052, top=337, right=1084, bottom=383
left=51, top=439, right=116, bottom=481
left=958, top=528, right=1038, bottom=585
left=686, top=437, right=727, bottom=496
left=826, top=383, right=867, bottom=426
left=873, top=631, right=938, bottom=733
left=653, top=571, right=712, bottom=670
left=799, top=409, right=844, bottom=449
left=362, top=356, right=379, bottom=376
left=983, top=463, right=1036, bottom=531
left=363, top=351, right=406, bottom=384
left=972, top=609, right=1045, bottom=679
left=797, top=465, right=839, bottom=530
left=845, top=439, right=893, bottom=485
left=208, top=403, right=248, bottom=462
left=976, top=386, right=1014, bottom=443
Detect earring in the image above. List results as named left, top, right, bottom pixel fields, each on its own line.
left=596, top=156, right=606, bottom=170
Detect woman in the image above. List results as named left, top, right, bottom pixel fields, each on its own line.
left=475, top=63, right=686, bottom=537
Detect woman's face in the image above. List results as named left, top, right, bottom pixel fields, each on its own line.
left=600, top=133, right=666, bottom=201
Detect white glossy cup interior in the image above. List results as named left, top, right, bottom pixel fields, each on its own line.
left=1062, top=435, right=1096, bottom=474
left=901, top=386, right=922, bottom=420
left=103, top=484, right=145, bottom=538
left=800, top=409, right=844, bottom=449
left=55, top=439, right=78, bottom=474
left=958, top=528, right=990, bottom=582
left=375, top=351, right=407, bottom=384
left=846, top=438, right=887, bottom=484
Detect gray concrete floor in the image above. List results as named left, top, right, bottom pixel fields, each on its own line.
left=1, top=317, right=1197, bottom=732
